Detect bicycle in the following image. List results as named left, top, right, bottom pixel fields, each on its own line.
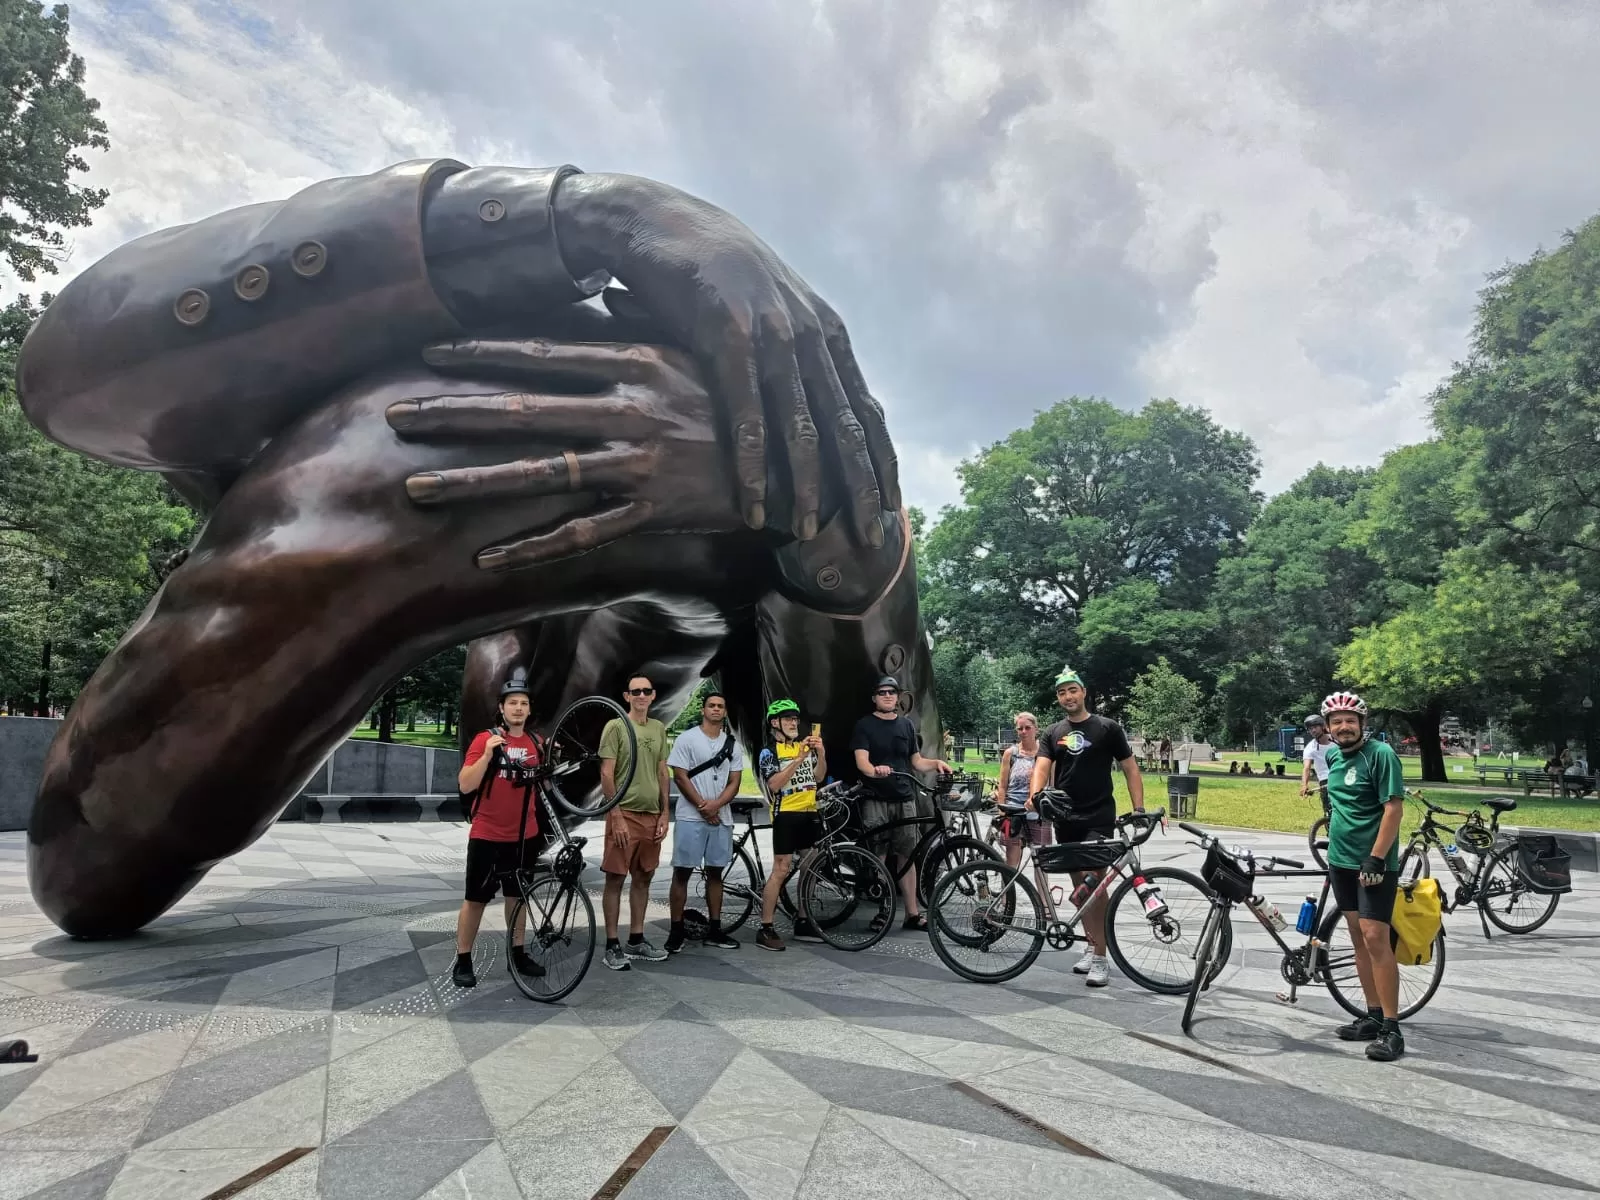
left=926, top=800, right=1217, bottom=992
left=1395, top=789, right=1560, bottom=937
left=490, top=694, right=637, bottom=1003
left=1177, top=821, right=1446, bottom=1035
left=795, top=770, right=1001, bottom=952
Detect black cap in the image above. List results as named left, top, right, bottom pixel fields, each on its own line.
left=1304, top=713, right=1325, bottom=727
left=874, top=676, right=901, bottom=692
left=500, top=669, right=531, bottom=700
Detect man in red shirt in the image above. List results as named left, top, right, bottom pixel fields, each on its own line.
left=453, top=672, right=546, bottom=988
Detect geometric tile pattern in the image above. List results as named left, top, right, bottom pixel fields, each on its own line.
left=1, top=822, right=1598, bottom=1198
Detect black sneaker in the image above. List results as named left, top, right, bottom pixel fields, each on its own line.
left=451, top=957, right=477, bottom=989
left=665, top=925, right=687, bottom=955
left=791, top=920, right=824, bottom=944
left=1367, top=1025, right=1405, bottom=1062
left=702, top=926, right=740, bottom=950
left=1336, top=1014, right=1383, bottom=1042
left=510, top=947, right=545, bottom=978
left=756, top=927, right=786, bottom=952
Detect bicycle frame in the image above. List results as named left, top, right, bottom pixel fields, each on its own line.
left=1233, top=865, right=1340, bottom=1004
left=985, top=825, right=1148, bottom=949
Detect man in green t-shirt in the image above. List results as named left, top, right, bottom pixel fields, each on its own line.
left=1321, top=690, right=1406, bottom=1062
left=598, top=673, right=671, bottom=971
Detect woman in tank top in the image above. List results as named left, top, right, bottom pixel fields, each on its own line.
left=996, top=712, right=1053, bottom=870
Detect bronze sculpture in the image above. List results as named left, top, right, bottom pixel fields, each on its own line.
left=17, top=159, right=938, bottom=939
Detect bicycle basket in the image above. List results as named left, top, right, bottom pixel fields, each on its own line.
left=1456, top=816, right=1494, bottom=855
left=1036, top=838, right=1124, bottom=874
left=1515, top=834, right=1573, bottom=895
left=1201, top=843, right=1254, bottom=903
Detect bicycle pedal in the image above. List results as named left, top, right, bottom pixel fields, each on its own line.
left=1274, top=991, right=1298, bottom=1005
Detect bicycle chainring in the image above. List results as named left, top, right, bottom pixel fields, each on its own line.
left=1045, top=922, right=1075, bottom=950
left=1280, top=948, right=1312, bottom=987
left=552, top=845, right=585, bottom=884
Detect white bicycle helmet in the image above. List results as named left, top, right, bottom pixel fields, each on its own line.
left=1320, top=691, right=1368, bottom=718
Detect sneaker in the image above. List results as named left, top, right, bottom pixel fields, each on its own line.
left=625, top=938, right=668, bottom=963
left=1336, top=1014, right=1383, bottom=1042
left=1366, top=1024, right=1405, bottom=1062
left=1071, top=950, right=1095, bottom=975
left=1085, top=956, right=1110, bottom=988
left=702, top=926, right=740, bottom=950
left=756, top=926, right=786, bottom=952
left=791, top=920, right=824, bottom=944
left=509, top=947, right=545, bottom=978
left=603, top=944, right=632, bottom=971
left=664, top=925, right=687, bottom=955
left=451, top=957, right=477, bottom=988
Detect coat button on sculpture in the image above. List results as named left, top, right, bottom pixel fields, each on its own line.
left=233, top=264, right=270, bottom=302
left=173, top=287, right=210, bottom=326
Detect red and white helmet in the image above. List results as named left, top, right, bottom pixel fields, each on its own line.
left=1320, top=690, right=1368, bottom=718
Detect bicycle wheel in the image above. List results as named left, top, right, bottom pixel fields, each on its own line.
left=699, top=843, right=760, bottom=934
left=1180, top=903, right=1228, bottom=1035
left=928, top=860, right=1045, bottom=984
left=798, top=843, right=896, bottom=950
left=1479, top=845, right=1559, bottom=934
left=545, top=696, right=634, bottom=819
left=1397, top=844, right=1431, bottom=888
left=916, top=833, right=1002, bottom=911
left=1317, top=907, right=1444, bottom=1021
left=1308, top=816, right=1329, bottom=869
left=1106, top=867, right=1231, bottom=995
left=507, top=875, right=597, bottom=1003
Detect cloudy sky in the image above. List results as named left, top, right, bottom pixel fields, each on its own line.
left=32, top=0, right=1600, bottom=514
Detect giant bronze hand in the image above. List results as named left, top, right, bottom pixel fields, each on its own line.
left=27, top=343, right=769, bottom=938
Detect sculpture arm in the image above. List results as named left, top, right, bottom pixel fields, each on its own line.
left=16, top=159, right=602, bottom=473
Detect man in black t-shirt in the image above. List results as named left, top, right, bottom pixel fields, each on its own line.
left=851, top=675, right=951, bottom=930
left=1028, top=665, right=1144, bottom=989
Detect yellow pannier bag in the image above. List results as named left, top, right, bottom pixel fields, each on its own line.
left=1389, top=877, right=1444, bottom=966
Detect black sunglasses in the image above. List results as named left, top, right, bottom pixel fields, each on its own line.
left=626, top=687, right=655, bottom=697
left=874, top=689, right=898, bottom=697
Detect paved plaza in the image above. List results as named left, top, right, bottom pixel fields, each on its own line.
left=0, top=820, right=1596, bottom=1200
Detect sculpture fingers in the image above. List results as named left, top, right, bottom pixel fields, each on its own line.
left=758, top=312, right=821, bottom=541
left=797, top=328, right=883, bottom=549
left=422, top=337, right=663, bottom=386
left=821, top=311, right=902, bottom=513
left=405, top=443, right=653, bottom=505
left=387, top=391, right=650, bottom=441
left=707, top=317, right=768, bottom=532
left=475, top=500, right=653, bottom=570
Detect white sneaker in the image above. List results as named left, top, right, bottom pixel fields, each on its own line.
left=1085, top=956, right=1110, bottom=988
left=1072, top=950, right=1095, bottom=975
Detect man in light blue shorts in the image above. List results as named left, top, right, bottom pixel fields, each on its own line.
left=665, top=691, right=744, bottom=953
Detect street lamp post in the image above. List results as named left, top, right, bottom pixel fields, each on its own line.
left=35, top=560, right=57, bottom=717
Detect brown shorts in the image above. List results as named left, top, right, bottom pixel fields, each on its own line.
left=602, top=807, right=663, bottom=876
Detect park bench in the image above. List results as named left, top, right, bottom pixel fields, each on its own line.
left=1475, top=764, right=1514, bottom=785
left=1517, top=768, right=1595, bottom=799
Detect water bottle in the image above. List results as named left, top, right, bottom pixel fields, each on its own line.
left=1443, top=843, right=1460, bottom=860
left=1295, top=896, right=1317, bottom=935
left=1131, top=874, right=1168, bottom=920
left=1068, top=872, right=1101, bottom=909
left=1256, top=898, right=1287, bottom=931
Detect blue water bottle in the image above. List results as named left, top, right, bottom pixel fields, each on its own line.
left=1295, top=897, right=1317, bottom=935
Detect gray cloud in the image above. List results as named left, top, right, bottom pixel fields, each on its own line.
left=39, top=1, right=1600, bottom=512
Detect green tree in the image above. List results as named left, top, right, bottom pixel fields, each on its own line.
left=1338, top=555, right=1587, bottom=781
left=922, top=397, right=1259, bottom=712
left=1124, top=657, right=1204, bottom=747
left=0, top=1, right=110, bottom=280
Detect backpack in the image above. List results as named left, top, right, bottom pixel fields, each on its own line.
left=1389, top=877, right=1444, bottom=966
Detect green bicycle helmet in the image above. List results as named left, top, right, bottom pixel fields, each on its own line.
left=766, top=698, right=801, bottom=719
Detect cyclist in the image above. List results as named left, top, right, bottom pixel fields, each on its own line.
left=1299, top=714, right=1334, bottom=808
left=453, top=671, right=546, bottom=989
left=1321, top=690, right=1406, bottom=1062
left=997, top=712, right=1052, bottom=870
left=1027, top=665, right=1144, bottom=988
left=755, top=698, right=826, bottom=951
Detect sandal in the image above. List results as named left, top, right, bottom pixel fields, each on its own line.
left=902, top=913, right=929, bottom=931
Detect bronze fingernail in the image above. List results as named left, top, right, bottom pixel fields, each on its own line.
left=799, top=512, right=818, bottom=540
left=405, top=473, right=444, bottom=502
left=420, top=343, right=457, bottom=365
left=746, top=502, right=765, bottom=529
left=867, top=521, right=884, bottom=549
left=386, top=399, right=419, bottom=429
left=477, top=548, right=508, bottom=569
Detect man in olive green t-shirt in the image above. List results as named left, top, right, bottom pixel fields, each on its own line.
left=1321, top=690, right=1406, bottom=1063
left=598, top=673, right=671, bottom=971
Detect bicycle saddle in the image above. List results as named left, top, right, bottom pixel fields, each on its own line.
left=996, top=800, right=1030, bottom=816
left=1484, top=796, right=1517, bottom=813
left=729, top=797, right=766, bottom=814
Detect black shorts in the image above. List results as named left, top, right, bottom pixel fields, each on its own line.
left=1330, top=866, right=1398, bottom=923
left=1052, top=817, right=1115, bottom=845
left=772, top=810, right=822, bottom=857
left=464, top=837, right=540, bottom=903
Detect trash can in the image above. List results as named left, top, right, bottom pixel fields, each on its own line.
left=1166, top=774, right=1200, bottom=819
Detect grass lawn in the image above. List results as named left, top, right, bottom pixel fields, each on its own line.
left=349, top=725, right=458, bottom=750
left=1208, top=749, right=1529, bottom=785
